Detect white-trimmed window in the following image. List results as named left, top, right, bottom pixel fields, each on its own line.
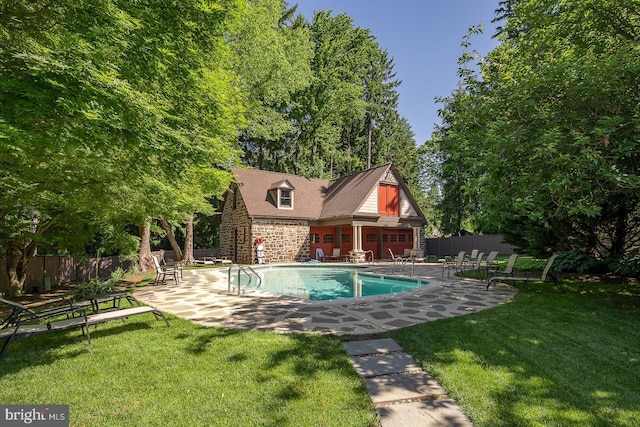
left=279, top=189, right=292, bottom=208
left=269, top=179, right=295, bottom=210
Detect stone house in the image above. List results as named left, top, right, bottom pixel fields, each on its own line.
left=219, top=163, right=426, bottom=264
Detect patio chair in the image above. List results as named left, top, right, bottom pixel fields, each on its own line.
left=151, top=255, right=179, bottom=285
left=441, top=251, right=466, bottom=278
left=487, top=255, right=563, bottom=291
left=487, top=253, right=518, bottom=282
left=468, top=252, right=485, bottom=279
left=478, top=251, right=499, bottom=280
left=484, top=250, right=499, bottom=266
left=466, top=249, right=479, bottom=264
left=161, top=254, right=184, bottom=280
left=0, top=297, right=170, bottom=360
left=328, top=248, right=342, bottom=262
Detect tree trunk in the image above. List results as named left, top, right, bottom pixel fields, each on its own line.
left=182, top=213, right=195, bottom=265
left=610, top=200, right=630, bottom=256
left=139, top=218, right=154, bottom=272
left=4, top=240, right=37, bottom=299
left=159, top=218, right=183, bottom=261
left=3, top=215, right=56, bottom=298
left=5, top=244, right=25, bottom=298
left=367, top=121, right=372, bottom=169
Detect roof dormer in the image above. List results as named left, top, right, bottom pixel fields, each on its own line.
left=269, top=179, right=295, bottom=210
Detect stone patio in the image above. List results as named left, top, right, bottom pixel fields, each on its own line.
left=133, top=262, right=516, bottom=335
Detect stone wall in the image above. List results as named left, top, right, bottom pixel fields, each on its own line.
left=219, top=185, right=252, bottom=263
left=252, top=220, right=310, bottom=263
left=220, top=186, right=312, bottom=264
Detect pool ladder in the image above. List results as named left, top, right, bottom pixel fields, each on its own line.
left=227, top=264, right=263, bottom=295
left=364, top=250, right=375, bottom=265
left=388, top=257, right=416, bottom=276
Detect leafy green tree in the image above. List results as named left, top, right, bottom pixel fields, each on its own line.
left=432, top=0, right=640, bottom=259
left=271, top=10, right=419, bottom=180
left=234, top=0, right=313, bottom=171
left=428, top=26, right=489, bottom=236
left=278, top=11, right=367, bottom=177
left=0, top=0, right=244, bottom=296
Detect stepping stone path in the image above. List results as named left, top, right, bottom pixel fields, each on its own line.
left=343, top=338, right=473, bottom=427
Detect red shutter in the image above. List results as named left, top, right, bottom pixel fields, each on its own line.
left=378, top=184, right=388, bottom=215
left=388, top=185, right=399, bottom=216
left=379, top=184, right=399, bottom=217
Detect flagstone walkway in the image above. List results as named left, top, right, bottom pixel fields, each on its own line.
left=344, top=338, right=473, bottom=426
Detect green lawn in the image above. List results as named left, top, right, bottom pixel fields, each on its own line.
left=2, top=272, right=639, bottom=426
left=0, top=314, right=376, bottom=426
left=393, top=278, right=640, bottom=426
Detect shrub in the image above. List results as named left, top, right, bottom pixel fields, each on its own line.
left=553, top=250, right=599, bottom=274
left=72, top=267, right=135, bottom=300
left=610, top=255, right=640, bottom=278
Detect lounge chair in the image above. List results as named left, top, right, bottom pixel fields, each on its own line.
left=0, top=297, right=170, bottom=360
left=441, top=251, right=466, bottom=278
left=487, top=255, right=562, bottom=291
left=487, top=253, right=518, bottom=282
left=72, top=292, right=141, bottom=314
left=151, top=255, right=179, bottom=285
left=0, top=297, right=76, bottom=328
left=194, top=257, right=233, bottom=266
left=0, top=297, right=88, bottom=359
left=0, top=298, right=73, bottom=326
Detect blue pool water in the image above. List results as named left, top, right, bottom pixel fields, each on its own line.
left=230, top=265, right=429, bottom=301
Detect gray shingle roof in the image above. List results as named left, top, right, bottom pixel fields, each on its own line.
left=320, top=165, right=389, bottom=219
left=232, top=168, right=329, bottom=219
left=231, top=164, right=423, bottom=221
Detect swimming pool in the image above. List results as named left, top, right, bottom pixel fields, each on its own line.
left=229, top=265, right=430, bottom=301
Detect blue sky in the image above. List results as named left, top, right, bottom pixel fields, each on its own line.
left=293, top=1, right=502, bottom=145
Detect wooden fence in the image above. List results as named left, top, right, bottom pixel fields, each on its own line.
left=0, top=248, right=218, bottom=293
left=424, top=235, right=516, bottom=258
